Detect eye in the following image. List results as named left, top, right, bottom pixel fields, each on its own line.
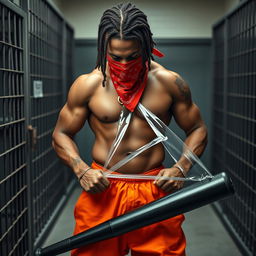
left=127, top=54, right=140, bottom=61
left=112, top=56, right=121, bottom=61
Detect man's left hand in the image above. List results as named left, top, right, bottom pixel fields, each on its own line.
left=154, top=167, right=185, bottom=193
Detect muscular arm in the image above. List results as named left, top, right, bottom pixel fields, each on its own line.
left=153, top=70, right=207, bottom=192
left=52, top=74, right=110, bottom=193
left=52, top=75, right=91, bottom=177
left=170, top=72, right=208, bottom=173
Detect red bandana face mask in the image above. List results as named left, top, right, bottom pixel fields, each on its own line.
left=107, top=48, right=164, bottom=112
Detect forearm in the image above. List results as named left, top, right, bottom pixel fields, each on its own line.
left=52, top=132, right=90, bottom=177
left=176, top=124, right=208, bottom=173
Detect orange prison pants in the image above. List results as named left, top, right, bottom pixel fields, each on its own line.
left=71, top=162, right=186, bottom=256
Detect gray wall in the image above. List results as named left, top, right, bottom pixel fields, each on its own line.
left=74, top=39, right=212, bottom=170
left=52, top=0, right=239, bottom=39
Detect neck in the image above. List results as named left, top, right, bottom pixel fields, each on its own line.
left=105, top=62, right=110, bottom=78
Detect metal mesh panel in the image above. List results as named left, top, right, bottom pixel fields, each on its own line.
left=212, top=0, right=256, bottom=255
left=212, top=21, right=226, bottom=173
left=0, top=2, right=29, bottom=255
left=1, top=0, right=74, bottom=254
left=64, top=23, right=74, bottom=183
left=65, top=24, right=74, bottom=92
left=28, top=0, right=66, bottom=242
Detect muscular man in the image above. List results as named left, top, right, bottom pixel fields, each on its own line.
left=52, top=3, right=207, bottom=256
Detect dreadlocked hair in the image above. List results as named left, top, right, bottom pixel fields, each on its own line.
left=95, top=2, right=156, bottom=87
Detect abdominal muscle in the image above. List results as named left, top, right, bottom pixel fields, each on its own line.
left=90, top=114, right=166, bottom=174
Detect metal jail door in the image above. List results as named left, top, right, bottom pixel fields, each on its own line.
left=0, top=0, right=31, bottom=255
left=1, top=1, right=75, bottom=255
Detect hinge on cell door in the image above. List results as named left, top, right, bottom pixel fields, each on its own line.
left=27, top=125, right=37, bottom=151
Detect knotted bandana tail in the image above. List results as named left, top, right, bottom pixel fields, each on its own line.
left=152, top=48, right=165, bottom=57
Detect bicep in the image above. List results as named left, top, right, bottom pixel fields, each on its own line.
left=53, top=75, right=91, bottom=137
left=168, top=72, right=204, bottom=134
left=172, top=102, right=204, bottom=135
left=54, top=103, right=88, bottom=137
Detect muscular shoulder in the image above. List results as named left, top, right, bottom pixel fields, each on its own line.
left=67, top=70, right=103, bottom=108
left=150, top=61, right=192, bottom=104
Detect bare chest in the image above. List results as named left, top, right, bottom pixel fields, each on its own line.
left=88, top=77, right=173, bottom=124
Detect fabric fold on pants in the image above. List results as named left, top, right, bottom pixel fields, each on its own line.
left=72, top=162, right=186, bottom=256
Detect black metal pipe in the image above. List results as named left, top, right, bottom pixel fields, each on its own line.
left=35, top=172, right=234, bottom=256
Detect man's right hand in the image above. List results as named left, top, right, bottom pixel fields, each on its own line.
left=79, top=168, right=110, bottom=194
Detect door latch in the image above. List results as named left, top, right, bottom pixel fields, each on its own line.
left=28, top=125, right=37, bottom=151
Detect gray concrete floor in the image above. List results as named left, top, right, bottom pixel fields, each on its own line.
left=43, top=186, right=241, bottom=256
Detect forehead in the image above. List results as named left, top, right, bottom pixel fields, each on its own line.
left=108, top=38, right=140, bottom=52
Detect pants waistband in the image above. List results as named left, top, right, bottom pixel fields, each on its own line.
left=91, top=161, right=164, bottom=181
